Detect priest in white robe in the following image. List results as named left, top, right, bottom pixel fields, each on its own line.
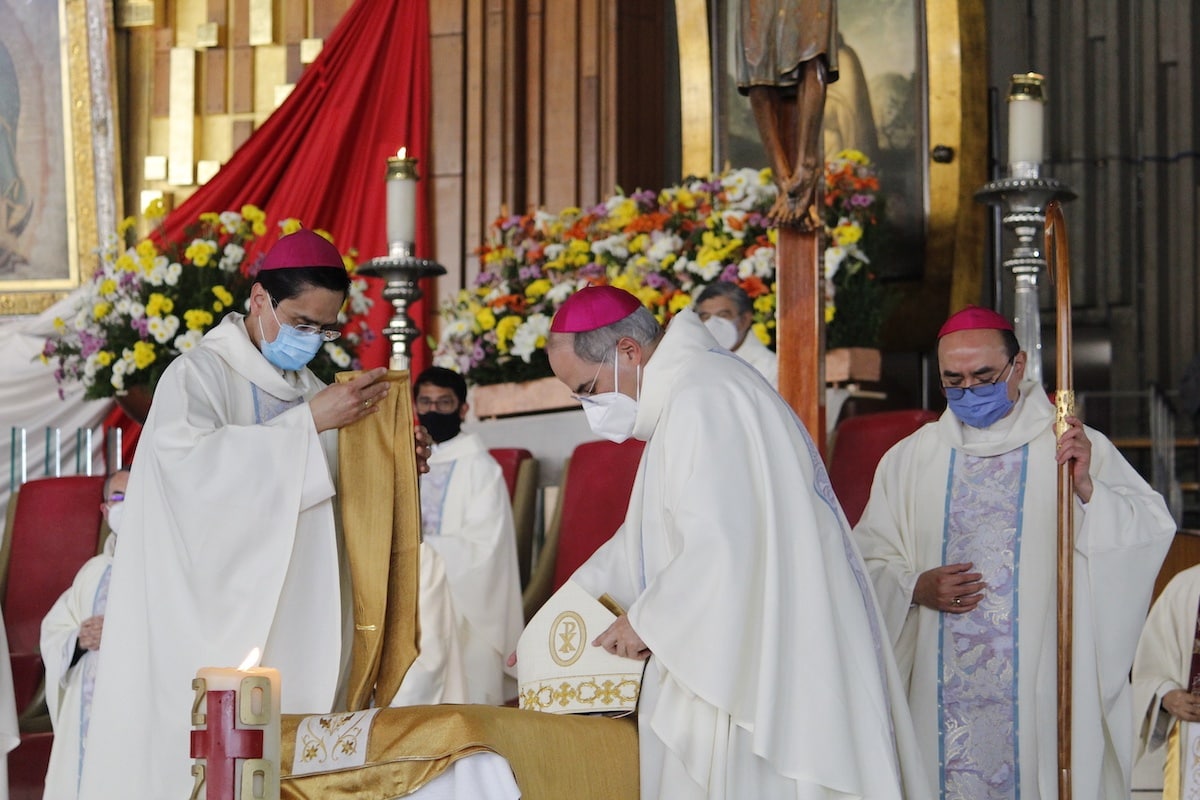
left=694, top=281, right=778, bottom=388
left=39, top=470, right=126, bottom=799
left=1132, top=564, right=1200, bottom=797
left=854, top=305, right=1175, bottom=800
left=542, top=286, right=929, bottom=799
left=78, top=230, right=415, bottom=799
left=415, top=366, right=523, bottom=704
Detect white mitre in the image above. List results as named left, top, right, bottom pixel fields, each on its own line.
left=517, top=580, right=645, bottom=715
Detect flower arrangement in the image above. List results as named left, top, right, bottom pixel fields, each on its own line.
left=432, top=150, right=885, bottom=386
left=41, top=204, right=373, bottom=400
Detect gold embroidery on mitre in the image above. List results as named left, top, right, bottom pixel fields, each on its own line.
left=518, top=675, right=642, bottom=712
left=549, top=611, right=586, bottom=667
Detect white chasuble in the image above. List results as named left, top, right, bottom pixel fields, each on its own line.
left=571, top=309, right=929, bottom=800
left=856, top=382, right=1176, bottom=800
left=1133, top=564, right=1200, bottom=799
left=79, top=314, right=344, bottom=800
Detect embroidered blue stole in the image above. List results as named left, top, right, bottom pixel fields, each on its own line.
left=938, top=445, right=1028, bottom=800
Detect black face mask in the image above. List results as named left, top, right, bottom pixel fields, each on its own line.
left=418, top=410, right=462, bottom=443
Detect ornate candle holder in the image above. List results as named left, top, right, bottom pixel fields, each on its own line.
left=975, top=177, right=1076, bottom=387
left=357, top=250, right=446, bottom=371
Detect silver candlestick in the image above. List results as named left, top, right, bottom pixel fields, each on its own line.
left=357, top=243, right=446, bottom=372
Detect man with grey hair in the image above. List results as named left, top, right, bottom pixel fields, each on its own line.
left=538, top=285, right=928, bottom=799
left=695, top=281, right=778, bottom=388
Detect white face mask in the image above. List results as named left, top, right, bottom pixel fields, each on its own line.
left=105, top=501, right=126, bottom=536
left=703, top=315, right=739, bottom=350
left=578, top=352, right=640, bottom=443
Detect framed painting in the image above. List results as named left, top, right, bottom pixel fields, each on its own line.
left=0, top=0, right=120, bottom=316
left=684, top=0, right=986, bottom=288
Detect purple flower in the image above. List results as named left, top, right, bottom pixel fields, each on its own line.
left=132, top=318, right=151, bottom=337
left=579, top=262, right=604, bottom=279
left=644, top=272, right=672, bottom=290
left=850, top=194, right=874, bottom=208
left=519, top=265, right=542, bottom=281
left=720, top=263, right=740, bottom=282
left=474, top=271, right=498, bottom=287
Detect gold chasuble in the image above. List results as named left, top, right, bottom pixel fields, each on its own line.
left=336, top=370, right=422, bottom=709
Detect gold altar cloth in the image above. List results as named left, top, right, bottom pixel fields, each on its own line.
left=280, top=704, right=639, bottom=799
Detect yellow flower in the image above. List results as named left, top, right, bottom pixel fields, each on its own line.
left=53, top=317, right=66, bottom=332
left=92, top=302, right=111, bottom=319
left=132, top=341, right=157, bottom=369
left=96, top=351, right=114, bottom=367
left=143, top=198, right=166, bottom=220
left=635, top=286, right=662, bottom=307
left=475, top=307, right=496, bottom=332
left=668, top=292, right=692, bottom=313
left=484, top=247, right=514, bottom=265
left=98, top=278, right=117, bottom=296
left=184, top=308, right=214, bottom=331
left=835, top=148, right=869, bottom=165
left=314, top=228, right=335, bottom=244
left=495, top=315, right=521, bottom=352
left=695, top=231, right=739, bottom=266
left=753, top=294, right=775, bottom=314
left=241, top=204, right=266, bottom=223
left=825, top=304, right=836, bottom=324
left=136, top=239, right=159, bottom=259
left=115, top=253, right=137, bottom=272
left=610, top=273, right=639, bottom=292
left=212, top=286, right=233, bottom=306
left=199, top=212, right=221, bottom=226
left=629, top=233, right=649, bottom=254
left=525, top=279, right=552, bottom=299
left=280, top=217, right=303, bottom=235
left=116, top=216, right=136, bottom=237
left=606, top=197, right=637, bottom=229
left=767, top=228, right=778, bottom=245
left=146, top=293, right=175, bottom=317
left=833, top=221, right=863, bottom=247
left=185, top=240, right=217, bottom=266
left=758, top=168, right=773, bottom=185
left=753, top=322, right=771, bottom=344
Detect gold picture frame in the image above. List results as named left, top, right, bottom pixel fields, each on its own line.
left=681, top=0, right=987, bottom=330
left=0, top=0, right=121, bottom=316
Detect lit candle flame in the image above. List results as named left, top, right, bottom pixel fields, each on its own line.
left=238, top=648, right=262, bottom=671
left=396, top=146, right=407, bottom=159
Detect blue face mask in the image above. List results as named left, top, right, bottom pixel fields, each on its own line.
left=945, top=363, right=1016, bottom=428
left=258, top=301, right=324, bottom=371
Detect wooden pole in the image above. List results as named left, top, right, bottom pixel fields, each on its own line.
left=1046, top=200, right=1074, bottom=800
left=776, top=227, right=824, bottom=451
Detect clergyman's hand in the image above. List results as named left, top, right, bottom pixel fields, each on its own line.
left=593, top=614, right=650, bottom=660
left=414, top=425, right=432, bottom=474
left=912, top=563, right=985, bottom=613
left=1055, top=415, right=1094, bottom=503
left=309, top=367, right=390, bottom=432
left=79, top=615, right=104, bottom=651
left=1163, top=689, right=1200, bottom=722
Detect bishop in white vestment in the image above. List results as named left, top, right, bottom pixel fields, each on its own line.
left=544, top=286, right=929, bottom=800
left=854, top=305, right=1175, bottom=800
left=78, top=230, right=401, bottom=799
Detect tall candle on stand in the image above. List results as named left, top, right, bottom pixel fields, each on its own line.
left=1007, top=72, right=1046, bottom=177
left=191, top=649, right=281, bottom=800
left=386, top=147, right=419, bottom=257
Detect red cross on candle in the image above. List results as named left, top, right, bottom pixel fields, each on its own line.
left=190, top=689, right=265, bottom=800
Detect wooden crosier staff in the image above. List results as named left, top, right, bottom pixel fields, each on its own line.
left=1045, top=200, right=1073, bottom=800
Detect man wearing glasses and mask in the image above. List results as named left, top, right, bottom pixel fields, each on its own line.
left=414, top=366, right=523, bottom=704
left=853, top=305, right=1175, bottom=800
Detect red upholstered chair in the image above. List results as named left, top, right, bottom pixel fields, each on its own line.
left=522, top=439, right=645, bottom=620
left=488, top=448, right=540, bottom=587
left=1, top=474, right=106, bottom=799
left=826, top=409, right=940, bottom=527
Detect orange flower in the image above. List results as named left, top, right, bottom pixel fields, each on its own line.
left=739, top=276, right=769, bottom=298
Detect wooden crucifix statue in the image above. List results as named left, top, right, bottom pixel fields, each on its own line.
left=738, top=0, right=838, bottom=231
left=738, top=0, right=839, bottom=445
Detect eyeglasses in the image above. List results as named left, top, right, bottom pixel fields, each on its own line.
left=941, top=357, right=1015, bottom=400
left=100, top=490, right=124, bottom=511
left=415, top=397, right=460, bottom=413
left=268, top=294, right=342, bottom=341
left=571, top=359, right=607, bottom=402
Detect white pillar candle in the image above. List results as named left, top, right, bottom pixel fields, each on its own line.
left=386, top=147, right=419, bottom=249
left=1007, top=72, right=1046, bottom=169
left=190, top=652, right=281, bottom=800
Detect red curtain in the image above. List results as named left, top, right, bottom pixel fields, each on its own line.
left=155, top=0, right=432, bottom=371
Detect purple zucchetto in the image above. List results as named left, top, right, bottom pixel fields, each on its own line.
left=260, top=229, right=345, bottom=272
left=550, top=286, right=642, bottom=333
